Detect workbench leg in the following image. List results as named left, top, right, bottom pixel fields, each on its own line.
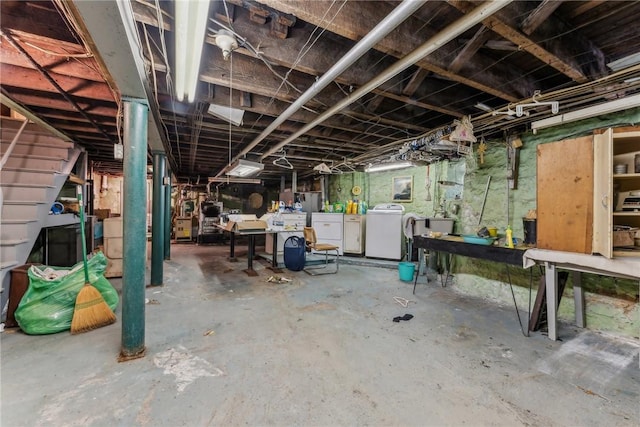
left=229, top=232, right=237, bottom=262
left=545, top=262, right=558, bottom=340
left=572, top=271, right=585, bottom=328
left=244, top=235, right=258, bottom=276
left=268, top=233, right=282, bottom=272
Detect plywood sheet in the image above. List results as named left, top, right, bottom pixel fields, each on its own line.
left=537, top=136, right=594, bottom=253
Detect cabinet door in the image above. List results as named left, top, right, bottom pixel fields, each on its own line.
left=537, top=136, right=594, bottom=253
left=343, top=218, right=361, bottom=253
left=593, top=129, right=613, bottom=258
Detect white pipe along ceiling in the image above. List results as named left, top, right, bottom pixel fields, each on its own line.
left=260, top=0, right=513, bottom=162
left=5, top=1, right=639, bottom=179
left=221, top=0, right=427, bottom=177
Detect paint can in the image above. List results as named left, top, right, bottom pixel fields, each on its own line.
left=523, top=218, right=537, bottom=245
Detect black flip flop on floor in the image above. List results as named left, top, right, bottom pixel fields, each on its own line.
left=393, top=314, right=414, bottom=322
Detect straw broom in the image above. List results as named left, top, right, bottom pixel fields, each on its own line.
left=70, top=188, right=116, bottom=334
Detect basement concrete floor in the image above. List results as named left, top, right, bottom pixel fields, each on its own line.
left=1, top=242, right=639, bottom=426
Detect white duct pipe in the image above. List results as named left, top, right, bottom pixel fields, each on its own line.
left=261, top=0, right=513, bottom=160
left=217, top=0, right=427, bottom=177
left=292, top=170, right=297, bottom=193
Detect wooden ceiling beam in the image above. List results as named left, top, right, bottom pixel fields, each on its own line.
left=450, top=0, right=606, bottom=82
left=521, top=0, right=563, bottom=36
left=160, top=112, right=388, bottom=149
left=29, top=108, right=116, bottom=125
left=366, top=94, right=384, bottom=113
left=448, top=26, right=491, bottom=74
left=197, top=48, right=430, bottom=132
left=1, top=64, right=115, bottom=101
left=0, top=43, right=106, bottom=82
left=566, top=1, right=605, bottom=18
left=257, top=0, right=533, bottom=101
left=402, top=69, right=430, bottom=97
left=156, top=80, right=404, bottom=141
left=134, top=2, right=483, bottom=118
left=0, top=2, right=77, bottom=44
left=372, top=88, right=463, bottom=118
left=4, top=92, right=117, bottom=117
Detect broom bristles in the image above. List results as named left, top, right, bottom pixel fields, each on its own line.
left=70, top=284, right=116, bottom=334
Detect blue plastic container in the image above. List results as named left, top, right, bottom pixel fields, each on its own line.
left=398, top=262, right=415, bottom=282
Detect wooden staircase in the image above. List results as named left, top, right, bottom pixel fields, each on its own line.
left=1, top=118, right=82, bottom=317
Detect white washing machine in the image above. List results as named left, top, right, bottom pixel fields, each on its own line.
left=365, top=203, right=405, bottom=260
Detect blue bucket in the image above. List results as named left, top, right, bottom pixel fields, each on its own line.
left=398, top=262, right=415, bottom=282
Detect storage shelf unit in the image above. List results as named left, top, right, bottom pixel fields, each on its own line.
left=594, top=127, right=640, bottom=258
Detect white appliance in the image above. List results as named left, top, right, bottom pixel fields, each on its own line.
left=365, top=203, right=405, bottom=260
left=312, top=212, right=344, bottom=255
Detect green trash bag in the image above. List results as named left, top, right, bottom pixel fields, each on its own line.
left=14, top=251, right=119, bottom=335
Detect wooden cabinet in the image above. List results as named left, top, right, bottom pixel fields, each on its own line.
left=537, top=136, right=594, bottom=254
left=593, top=127, right=640, bottom=258
left=538, top=128, right=640, bottom=258
left=343, top=214, right=365, bottom=255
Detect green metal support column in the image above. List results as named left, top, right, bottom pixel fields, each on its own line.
left=150, top=151, right=165, bottom=286
left=164, top=164, right=171, bottom=260
left=120, top=99, right=148, bottom=360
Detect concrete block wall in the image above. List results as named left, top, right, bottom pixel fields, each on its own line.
left=327, top=131, right=638, bottom=338
left=328, top=161, right=465, bottom=225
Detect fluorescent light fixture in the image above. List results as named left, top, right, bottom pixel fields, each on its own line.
left=175, top=0, right=210, bottom=103
left=365, top=161, right=414, bottom=173
left=208, top=177, right=261, bottom=184
left=607, top=52, right=640, bottom=72
left=531, top=94, right=640, bottom=132
left=226, top=159, right=264, bottom=177
left=208, top=103, right=245, bottom=126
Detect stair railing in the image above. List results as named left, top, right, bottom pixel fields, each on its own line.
left=0, top=119, right=29, bottom=211
left=0, top=119, right=29, bottom=171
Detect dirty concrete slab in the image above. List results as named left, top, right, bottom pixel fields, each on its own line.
left=1, top=243, right=638, bottom=426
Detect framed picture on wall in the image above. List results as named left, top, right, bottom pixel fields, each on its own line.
left=392, top=176, right=412, bottom=202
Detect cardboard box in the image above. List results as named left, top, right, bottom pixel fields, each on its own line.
left=225, top=220, right=268, bottom=232
left=103, top=217, right=123, bottom=238
left=94, top=209, right=111, bottom=220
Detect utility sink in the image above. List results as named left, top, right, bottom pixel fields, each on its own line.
left=413, top=218, right=454, bottom=236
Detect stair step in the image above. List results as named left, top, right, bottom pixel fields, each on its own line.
left=0, top=239, right=30, bottom=246
left=0, top=170, right=56, bottom=186
left=0, top=240, right=31, bottom=264
left=2, top=204, right=41, bottom=220
left=0, top=120, right=75, bottom=149
left=2, top=167, right=62, bottom=175
left=0, top=132, right=74, bottom=149
left=1, top=183, right=54, bottom=188
left=0, top=218, right=38, bottom=224
left=2, top=156, right=64, bottom=171
left=0, top=219, right=36, bottom=240
left=0, top=185, right=49, bottom=200
left=0, top=260, right=19, bottom=271
left=0, top=144, right=70, bottom=160
left=2, top=200, right=48, bottom=205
